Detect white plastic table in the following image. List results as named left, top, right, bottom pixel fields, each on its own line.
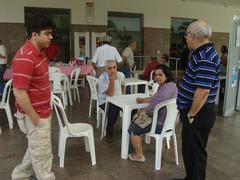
left=125, top=78, right=148, bottom=94
left=104, top=93, right=150, bottom=159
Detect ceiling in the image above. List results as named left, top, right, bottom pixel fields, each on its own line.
left=182, top=0, right=240, bottom=8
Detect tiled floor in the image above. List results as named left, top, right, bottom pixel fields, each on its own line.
left=0, top=88, right=239, bottom=180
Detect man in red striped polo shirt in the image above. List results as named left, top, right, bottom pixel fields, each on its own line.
left=12, top=15, right=55, bottom=180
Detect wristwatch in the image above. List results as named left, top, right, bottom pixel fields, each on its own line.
left=187, top=112, right=195, bottom=119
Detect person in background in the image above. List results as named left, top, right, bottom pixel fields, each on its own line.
left=11, top=14, right=55, bottom=180
left=120, top=40, right=137, bottom=78
left=128, top=64, right=177, bottom=162
left=220, top=45, right=228, bottom=67
left=175, top=20, right=220, bottom=180
left=46, top=41, right=60, bottom=62
left=143, top=55, right=159, bottom=81
left=91, top=35, right=122, bottom=77
left=159, top=53, right=169, bottom=66
left=0, top=39, right=7, bottom=95
left=98, top=60, right=125, bottom=143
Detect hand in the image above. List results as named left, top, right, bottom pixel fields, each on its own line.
left=109, top=72, right=117, bottom=81
left=31, top=114, right=40, bottom=126
left=136, top=97, right=144, bottom=104
left=187, top=113, right=195, bottom=124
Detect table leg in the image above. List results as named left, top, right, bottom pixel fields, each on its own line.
left=121, top=107, right=131, bottom=159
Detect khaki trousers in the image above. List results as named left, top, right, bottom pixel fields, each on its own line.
left=12, top=112, right=55, bottom=180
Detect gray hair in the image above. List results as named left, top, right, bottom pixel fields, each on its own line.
left=189, top=20, right=212, bottom=39
left=104, top=59, right=116, bottom=66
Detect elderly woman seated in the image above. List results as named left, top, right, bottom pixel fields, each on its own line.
left=128, top=64, right=177, bottom=162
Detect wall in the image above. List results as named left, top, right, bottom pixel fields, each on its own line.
left=0, top=0, right=237, bottom=61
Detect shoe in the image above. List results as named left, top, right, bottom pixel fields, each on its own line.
left=128, top=154, right=145, bottom=163
left=29, top=175, right=38, bottom=180
left=105, top=135, right=113, bottom=143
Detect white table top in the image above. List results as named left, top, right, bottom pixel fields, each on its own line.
left=125, top=78, right=148, bottom=86
left=106, top=93, right=149, bottom=110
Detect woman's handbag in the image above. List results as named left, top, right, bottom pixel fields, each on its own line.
left=133, top=111, right=152, bottom=128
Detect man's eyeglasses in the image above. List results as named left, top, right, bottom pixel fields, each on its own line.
left=184, top=31, right=191, bottom=38
left=107, top=66, right=116, bottom=70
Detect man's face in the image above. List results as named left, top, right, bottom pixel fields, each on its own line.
left=33, top=29, right=53, bottom=48
left=184, top=28, right=193, bottom=49
left=106, top=62, right=117, bottom=75
left=130, top=41, right=137, bottom=51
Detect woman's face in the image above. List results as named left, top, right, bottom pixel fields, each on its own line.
left=154, top=69, right=167, bottom=85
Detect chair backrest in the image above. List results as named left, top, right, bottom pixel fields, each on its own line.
left=52, top=94, right=72, bottom=133
left=86, top=75, right=98, bottom=100
left=148, top=98, right=178, bottom=135
left=147, top=80, right=159, bottom=96
left=150, top=70, right=154, bottom=81
left=49, top=66, right=61, bottom=74
left=0, top=79, right=12, bottom=107
left=50, top=72, right=67, bottom=94
left=70, top=67, right=81, bottom=87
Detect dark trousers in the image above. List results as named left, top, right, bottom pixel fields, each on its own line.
left=179, top=103, right=215, bottom=180
left=99, top=103, right=121, bottom=137
left=0, top=65, right=6, bottom=94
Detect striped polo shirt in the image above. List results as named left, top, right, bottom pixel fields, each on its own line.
left=12, top=41, right=51, bottom=118
left=177, top=43, right=221, bottom=110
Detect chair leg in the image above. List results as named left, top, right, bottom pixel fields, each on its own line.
left=88, top=99, right=92, bottom=118
left=61, top=92, right=66, bottom=109
left=96, top=107, right=100, bottom=128
left=145, top=134, right=151, bottom=144
left=76, top=87, right=80, bottom=103
left=73, top=88, right=76, bottom=101
left=5, top=103, right=13, bottom=129
left=155, top=137, right=163, bottom=170
left=0, top=126, right=2, bottom=134
left=166, top=136, right=170, bottom=149
left=101, top=113, right=106, bottom=140
left=172, top=133, right=179, bottom=165
left=88, top=130, right=96, bottom=166
left=84, top=136, right=90, bottom=152
left=60, top=136, right=67, bottom=168
left=58, top=130, right=62, bottom=157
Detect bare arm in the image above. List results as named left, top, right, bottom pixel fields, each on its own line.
left=106, top=72, right=117, bottom=96
left=0, top=53, right=5, bottom=58
left=136, top=97, right=152, bottom=104
left=188, top=88, right=210, bottom=123
left=121, top=85, right=125, bottom=95
left=13, top=88, right=40, bottom=125
left=91, top=62, right=97, bottom=71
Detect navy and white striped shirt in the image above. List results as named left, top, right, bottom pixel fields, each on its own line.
left=177, top=43, right=221, bottom=109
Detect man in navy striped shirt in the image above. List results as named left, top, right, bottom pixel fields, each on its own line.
left=175, top=20, right=220, bottom=180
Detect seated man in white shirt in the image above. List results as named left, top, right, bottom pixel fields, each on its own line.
left=91, top=35, right=122, bottom=77
left=98, top=59, right=125, bottom=143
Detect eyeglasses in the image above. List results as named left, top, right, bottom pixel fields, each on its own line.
left=184, top=31, right=191, bottom=38
left=107, top=66, right=116, bottom=70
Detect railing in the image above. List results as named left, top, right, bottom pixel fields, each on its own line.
left=133, top=56, right=181, bottom=81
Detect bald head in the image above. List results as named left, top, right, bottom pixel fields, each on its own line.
left=188, top=20, right=212, bottom=40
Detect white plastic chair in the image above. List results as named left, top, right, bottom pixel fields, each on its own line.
left=86, top=75, right=103, bottom=129
left=0, top=79, right=13, bottom=133
left=150, top=70, right=154, bottom=81
left=50, top=72, right=69, bottom=109
left=147, top=80, right=159, bottom=96
left=70, top=67, right=81, bottom=103
left=52, top=95, right=96, bottom=168
left=49, top=66, right=61, bottom=74
left=145, top=98, right=179, bottom=170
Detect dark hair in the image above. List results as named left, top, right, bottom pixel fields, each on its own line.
left=154, top=64, right=173, bottom=83
left=162, top=53, right=169, bottom=63
left=221, top=45, right=228, bottom=54
left=25, top=14, right=55, bottom=39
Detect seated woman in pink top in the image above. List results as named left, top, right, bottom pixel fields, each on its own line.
left=128, top=64, right=177, bottom=162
